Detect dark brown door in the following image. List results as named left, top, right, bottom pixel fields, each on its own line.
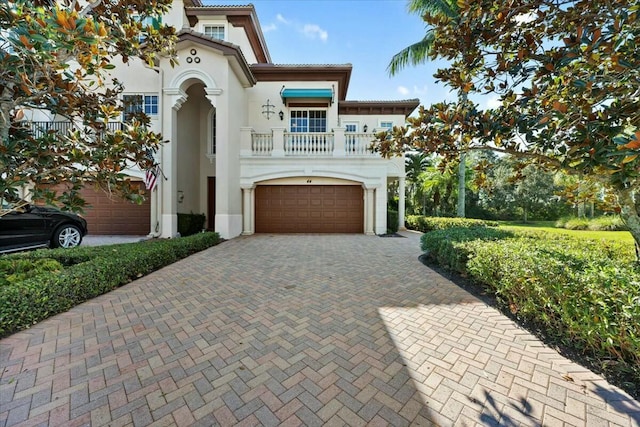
left=255, top=185, right=363, bottom=233
left=207, top=177, right=216, bottom=231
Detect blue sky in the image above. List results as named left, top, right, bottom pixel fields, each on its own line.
left=203, top=0, right=483, bottom=109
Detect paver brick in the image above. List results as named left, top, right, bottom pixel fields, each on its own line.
left=0, top=233, right=637, bottom=426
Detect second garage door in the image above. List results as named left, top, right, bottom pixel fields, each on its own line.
left=80, top=184, right=150, bottom=235
left=256, top=185, right=363, bottom=233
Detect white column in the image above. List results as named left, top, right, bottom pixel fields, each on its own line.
left=148, top=187, right=158, bottom=237
left=240, top=127, right=253, bottom=157
left=333, top=127, right=346, bottom=157
left=365, top=187, right=375, bottom=235
left=241, top=185, right=255, bottom=235
left=160, top=88, right=187, bottom=238
left=398, top=176, right=406, bottom=231
left=272, top=127, right=285, bottom=157
left=375, top=184, right=388, bottom=235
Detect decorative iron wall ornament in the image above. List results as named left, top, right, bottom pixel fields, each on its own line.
left=261, top=99, right=276, bottom=120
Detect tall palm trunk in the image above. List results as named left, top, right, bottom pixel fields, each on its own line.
left=457, top=152, right=466, bottom=217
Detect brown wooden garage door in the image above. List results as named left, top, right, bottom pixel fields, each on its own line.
left=79, top=184, right=150, bottom=235
left=256, top=185, right=363, bottom=233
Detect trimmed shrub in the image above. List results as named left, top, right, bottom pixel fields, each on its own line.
left=419, top=226, right=640, bottom=395
left=563, top=217, right=590, bottom=230
left=406, top=215, right=499, bottom=233
left=556, top=216, right=628, bottom=231
left=587, top=216, right=628, bottom=231
left=0, top=258, right=63, bottom=286
left=420, top=227, right=514, bottom=272
left=387, top=210, right=399, bottom=234
left=465, top=237, right=640, bottom=363
left=177, top=212, right=206, bottom=236
left=0, top=232, right=222, bottom=337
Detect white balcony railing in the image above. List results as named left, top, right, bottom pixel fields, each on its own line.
left=286, top=133, right=334, bottom=156
left=243, top=129, right=377, bottom=158
left=252, top=133, right=273, bottom=156
left=345, top=133, right=375, bottom=156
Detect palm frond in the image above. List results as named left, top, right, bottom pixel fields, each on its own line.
left=387, top=31, right=436, bottom=76
left=407, top=0, right=458, bottom=19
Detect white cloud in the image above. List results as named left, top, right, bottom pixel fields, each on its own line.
left=302, top=24, right=328, bottom=42
left=274, top=13, right=328, bottom=43
left=262, top=23, right=277, bottom=33
left=412, top=85, right=429, bottom=95
left=486, top=95, right=502, bottom=109
left=397, top=86, right=410, bottom=96
left=276, top=14, right=290, bottom=24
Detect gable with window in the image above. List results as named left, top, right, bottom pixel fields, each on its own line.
left=203, top=24, right=225, bottom=40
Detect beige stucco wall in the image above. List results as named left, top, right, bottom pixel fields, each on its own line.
left=340, top=114, right=405, bottom=134
left=247, top=82, right=341, bottom=133
left=176, top=84, right=203, bottom=215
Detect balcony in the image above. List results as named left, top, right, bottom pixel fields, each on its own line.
left=243, top=128, right=378, bottom=158
left=26, top=121, right=125, bottom=138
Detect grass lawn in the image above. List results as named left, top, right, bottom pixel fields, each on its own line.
left=498, top=220, right=635, bottom=245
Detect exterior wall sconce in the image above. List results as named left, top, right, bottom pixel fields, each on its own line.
left=177, top=190, right=184, bottom=203
left=363, top=124, right=368, bottom=133
left=278, top=110, right=284, bottom=121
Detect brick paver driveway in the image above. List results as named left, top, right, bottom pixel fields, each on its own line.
left=1, top=233, right=639, bottom=426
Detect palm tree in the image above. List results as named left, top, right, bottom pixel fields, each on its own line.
left=388, top=0, right=468, bottom=217
left=405, top=152, right=431, bottom=214
left=387, top=0, right=458, bottom=75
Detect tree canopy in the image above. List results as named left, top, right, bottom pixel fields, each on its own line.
left=0, top=0, right=177, bottom=209
left=376, top=0, right=640, bottom=257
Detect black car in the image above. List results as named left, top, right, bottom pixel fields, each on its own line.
left=0, top=199, right=88, bottom=254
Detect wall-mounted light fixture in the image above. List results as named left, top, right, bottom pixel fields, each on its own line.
left=261, top=99, right=276, bottom=120
left=177, top=190, right=184, bottom=203
left=278, top=110, right=284, bottom=121
left=363, top=124, right=368, bottom=133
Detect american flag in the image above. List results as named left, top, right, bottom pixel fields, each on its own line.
left=144, top=165, right=159, bottom=191
left=144, top=149, right=160, bottom=191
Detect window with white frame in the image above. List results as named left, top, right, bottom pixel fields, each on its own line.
left=344, top=122, right=358, bottom=132
left=290, top=110, right=327, bottom=133
left=122, top=94, right=159, bottom=120
left=203, top=25, right=225, bottom=40
left=380, top=121, right=393, bottom=130
left=136, top=15, right=162, bottom=42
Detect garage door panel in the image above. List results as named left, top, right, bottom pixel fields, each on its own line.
left=43, top=183, right=150, bottom=235
left=256, top=185, right=363, bottom=233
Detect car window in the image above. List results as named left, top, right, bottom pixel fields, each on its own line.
left=0, top=199, right=30, bottom=217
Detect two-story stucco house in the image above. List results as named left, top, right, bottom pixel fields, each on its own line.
left=30, top=1, right=418, bottom=239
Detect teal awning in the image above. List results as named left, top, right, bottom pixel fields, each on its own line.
left=281, top=88, right=334, bottom=104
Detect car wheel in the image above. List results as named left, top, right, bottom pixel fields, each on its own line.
left=53, top=224, right=83, bottom=249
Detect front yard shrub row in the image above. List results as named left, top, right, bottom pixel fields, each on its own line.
left=0, top=232, right=222, bottom=337
left=420, top=226, right=640, bottom=396
left=405, top=215, right=499, bottom=233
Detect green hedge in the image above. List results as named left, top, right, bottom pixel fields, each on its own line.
left=177, top=212, right=207, bottom=236
left=420, top=226, right=640, bottom=394
left=555, top=215, right=628, bottom=231
left=0, top=232, right=222, bottom=337
left=387, top=210, right=399, bottom=234
left=406, top=215, right=499, bottom=233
